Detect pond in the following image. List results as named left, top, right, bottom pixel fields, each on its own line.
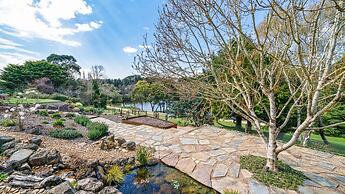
left=118, top=163, right=218, bottom=194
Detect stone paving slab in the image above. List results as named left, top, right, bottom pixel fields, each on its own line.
left=92, top=117, right=345, bottom=194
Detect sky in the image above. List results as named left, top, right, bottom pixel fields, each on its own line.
left=0, top=0, right=164, bottom=78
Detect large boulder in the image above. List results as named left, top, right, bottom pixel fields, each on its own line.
left=8, top=149, right=34, bottom=167
left=8, top=171, right=43, bottom=189
left=76, top=177, right=104, bottom=192
left=49, top=181, right=76, bottom=194
left=0, top=136, right=14, bottom=146
left=1, top=140, right=15, bottom=151
left=29, top=149, right=61, bottom=167
left=40, top=175, right=63, bottom=188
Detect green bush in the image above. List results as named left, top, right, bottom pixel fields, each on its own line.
left=0, top=119, right=16, bottom=127
left=87, top=122, right=108, bottom=140
left=51, top=112, right=62, bottom=119
left=75, top=102, right=83, bottom=107
left=74, top=115, right=90, bottom=126
left=136, top=146, right=152, bottom=166
left=38, top=110, right=49, bottom=117
left=52, top=119, right=64, bottom=127
left=106, top=165, right=124, bottom=185
left=0, top=172, right=8, bottom=182
left=50, top=93, right=70, bottom=102
left=240, top=155, right=306, bottom=190
left=49, top=128, right=82, bottom=139
left=65, top=112, right=76, bottom=118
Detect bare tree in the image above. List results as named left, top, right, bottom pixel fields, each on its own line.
left=135, top=0, right=345, bottom=171
left=88, top=65, right=105, bottom=80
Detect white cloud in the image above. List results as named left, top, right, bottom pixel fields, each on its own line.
left=0, top=0, right=102, bottom=47
left=0, top=52, right=38, bottom=68
left=123, top=46, right=138, bottom=54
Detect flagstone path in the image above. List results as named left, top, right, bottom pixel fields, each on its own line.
left=92, top=117, right=345, bottom=194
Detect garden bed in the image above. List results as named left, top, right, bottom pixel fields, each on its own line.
left=122, top=115, right=177, bottom=129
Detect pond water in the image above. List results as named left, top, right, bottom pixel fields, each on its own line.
left=118, top=163, right=218, bottom=194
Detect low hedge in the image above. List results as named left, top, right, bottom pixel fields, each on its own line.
left=49, top=128, right=82, bottom=139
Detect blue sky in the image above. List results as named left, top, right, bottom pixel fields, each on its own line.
left=0, top=0, right=164, bottom=78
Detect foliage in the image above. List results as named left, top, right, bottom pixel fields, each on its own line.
left=131, top=80, right=166, bottom=111
left=41, top=121, right=49, bottom=124
left=240, top=155, right=306, bottom=190
left=74, top=115, right=91, bottom=126
left=50, top=93, right=70, bottom=102
left=1, top=98, right=60, bottom=105
left=65, top=112, right=76, bottom=118
left=38, top=110, right=49, bottom=117
left=323, top=104, right=345, bottom=137
left=136, top=146, right=152, bottom=166
left=52, top=119, right=65, bottom=127
left=106, top=165, right=124, bottom=185
left=91, top=80, right=107, bottom=108
left=224, top=190, right=240, bottom=194
left=0, top=119, right=16, bottom=127
left=47, top=54, right=80, bottom=75
left=51, top=112, right=62, bottom=119
left=0, top=172, right=8, bottom=182
left=0, top=60, right=69, bottom=92
left=49, top=128, right=82, bottom=139
left=87, top=122, right=108, bottom=140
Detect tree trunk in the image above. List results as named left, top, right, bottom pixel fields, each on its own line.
left=245, top=120, right=252, bottom=133
left=266, top=125, right=278, bottom=172
left=318, top=116, right=329, bottom=145
left=303, top=130, right=312, bottom=146
left=235, top=115, right=242, bottom=130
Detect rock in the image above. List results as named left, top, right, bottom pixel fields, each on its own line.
left=40, top=175, right=63, bottom=188
left=0, top=136, right=14, bottom=146
left=77, top=177, right=104, bottom=192
left=99, top=186, right=122, bottom=194
left=8, top=172, right=43, bottom=189
left=8, top=149, right=34, bottom=167
left=1, top=140, right=15, bottom=151
left=49, top=181, right=76, bottom=194
left=25, top=126, right=43, bottom=135
left=75, top=191, right=94, bottom=194
left=95, top=166, right=107, bottom=182
left=249, top=180, right=270, bottom=194
left=18, top=163, right=31, bottom=172
left=29, top=136, right=42, bottom=146
left=58, top=103, right=70, bottom=112
left=114, top=138, right=126, bottom=146
left=121, top=141, right=136, bottom=151
left=29, top=149, right=61, bottom=167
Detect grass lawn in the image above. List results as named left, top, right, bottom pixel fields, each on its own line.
left=1, top=98, right=60, bottom=105
left=216, top=119, right=345, bottom=156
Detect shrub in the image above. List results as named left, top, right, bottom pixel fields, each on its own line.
left=224, top=190, right=240, bottom=194
left=240, top=155, right=306, bottom=190
left=106, top=165, right=124, bottom=185
left=49, top=128, right=82, bottom=139
left=75, top=102, right=83, bottom=108
left=38, top=110, right=49, bottom=117
left=136, top=146, right=152, bottom=166
left=65, top=112, right=76, bottom=118
left=41, top=121, right=49, bottom=124
left=50, top=93, right=70, bottom=102
left=52, top=119, right=64, bottom=127
left=0, top=172, right=8, bottom=182
left=51, top=112, right=61, bottom=119
left=0, top=119, right=16, bottom=127
left=74, top=115, right=90, bottom=126
left=87, top=122, right=108, bottom=140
